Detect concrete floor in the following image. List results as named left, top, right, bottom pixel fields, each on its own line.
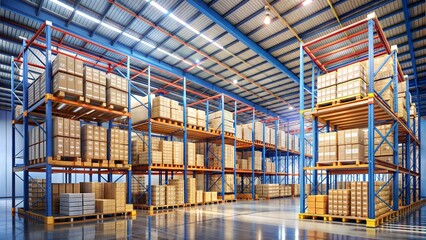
left=1, top=198, right=425, bottom=239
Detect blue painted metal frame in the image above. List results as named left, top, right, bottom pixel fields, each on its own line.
left=299, top=43, right=306, bottom=213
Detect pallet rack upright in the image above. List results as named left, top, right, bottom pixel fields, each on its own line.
left=298, top=13, right=421, bottom=227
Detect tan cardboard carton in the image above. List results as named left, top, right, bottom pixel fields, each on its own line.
left=66, top=56, right=75, bottom=75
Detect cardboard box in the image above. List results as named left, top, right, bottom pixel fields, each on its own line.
left=83, top=67, right=93, bottom=82
left=317, top=71, right=337, bottom=89
left=53, top=117, right=64, bottom=137
left=66, top=56, right=75, bottom=75
left=52, top=54, right=67, bottom=76
left=53, top=72, right=67, bottom=93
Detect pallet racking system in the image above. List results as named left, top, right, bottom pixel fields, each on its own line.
left=10, top=21, right=135, bottom=221
left=298, top=13, right=421, bottom=227
left=10, top=21, right=311, bottom=219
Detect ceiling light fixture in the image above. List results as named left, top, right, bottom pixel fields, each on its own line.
left=233, top=79, right=238, bottom=84
left=264, top=6, right=271, bottom=25
left=289, top=106, right=294, bottom=110
left=302, top=0, right=313, bottom=6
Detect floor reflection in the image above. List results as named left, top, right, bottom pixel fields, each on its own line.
left=1, top=198, right=426, bottom=239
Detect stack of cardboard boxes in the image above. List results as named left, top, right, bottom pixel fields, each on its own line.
left=196, top=109, right=206, bottom=128
left=110, top=128, right=128, bottom=162
left=374, top=124, right=394, bottom=160
left=151, top=185, right=166, bottom=206
left=243, top=151, right=262, bottom=170
left=208, top=144, right=235, bottom=168
left=170, top=98, right=183, bottom=122
left=83, top=66, right=106, bottom=104
left=236, top=159, right=248, bottom=170
left=187, top=107, right=197, bottom=126
left=187, top=177, right=197, bottom=204
left=81, top=125, right=107, bottom=160
left=160, top=140, right=173, bottom=165
left=338, top=129, right=365, bottom=162
left=29, top=179, right=46, bottom=210
left=265, top=160, right=276, bottom=173
left=131, top=176, right=146, bottom=204
left=317, top=71, right=337, bottom=104
left=187, top=142, right=196, bottom=166
left=152, top=96, right=171, bottom=119
left=209, top=110, right=234, bottom=133
left=52, top=183, right=80, bottom=213
left=307, top=195, right=328, bottom=214
left=104, top=182, right=126, bottom=212
left=165, top=185, right=176, bottom=205
left=279, top=184, right=292, bottom=197
left=196, top=154, right=205, bottom=167
left=350, top=181, right=391, bottom=217
left=318, top=132, right=337, bottom=163
left=255, top=184, right=279, bottom=198
left=95, top=199, right=116, bottom=213
left=30, top=180, right=132, bottom=215
left=173, top=141, right=184, bottom=165
left=51, top=54, right=84, bottom=100
left=209, top=174, right=234, bottom=193
left=29, top=123, right=46, bottom=161
left=169, top=179, right=185, bottom=205
left=328, top=189, right=351, bottom=216
left=52, top=117, right=81, bottom=159
left=106, top=73, right=128, bottom=108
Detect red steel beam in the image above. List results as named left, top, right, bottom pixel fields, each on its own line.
left=303, top=18, right=369, bottom=47
left=316, top=36, right=379, bottom=60
left=187, top=94, right=222, bottom=107
left=322, top=43, right=384, bottom=67
left=18, top=21, right=46, bottom=59
left=310, top=29, right=369, bottom=54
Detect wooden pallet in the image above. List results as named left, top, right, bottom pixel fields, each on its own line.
left=107, top=104, right=128, bottom=112
left=83, top=158, right=109, bottom=167
left=316, top=161, right=337, bottom=167
left=30, top=158, right=46, bottom=165
left=153, top=118, right=184, bottom=126
left=236, top=193, right=258, bottom=200
left=52, top=156, right=81, bottom=162
left=17, top=208, right=136, bottom=225
left=337, top=160, right=367, bottom=166
left=317, top=94, right=365, bottom=108
left=187, top=124, right=206, bottom=131
left=54, top=90, right=85, bottom=102
left=84, top=97, right=106, bottom=107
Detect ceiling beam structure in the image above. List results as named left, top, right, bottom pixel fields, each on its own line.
left=186, top=0, right=311, bottom=94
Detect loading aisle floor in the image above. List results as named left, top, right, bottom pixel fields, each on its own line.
left=1, top=198, right=424, bottom=239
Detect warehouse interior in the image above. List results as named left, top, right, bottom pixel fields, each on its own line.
left=0, top=0, right=425, bottom=239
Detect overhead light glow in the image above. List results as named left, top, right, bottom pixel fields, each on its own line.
left=233, top=79, right=238, bottom=84
left=195, top=59, right=200, bottom=63
left=100, top=22, right=122, bottom=33
left=289, top=106, right=294, bottom=110
left=73, top=107, right=83, bottom=113
left=57, top=103, right=66, bottom=110
left=122, top=32, right=140, bottom=42
left=140, top=40, right=156, bottom=48
left=186, top=25, right=200, bottom=35
left=302, top=0, right=313, bottom=6
left=150, top=1, right=168, bottom=14
left=200, top=33, right=213, bottom=43
left=169, top=14, right=187, bottom=26
left=50, top=0, right=74, bottom=11
left=76, top=11, right=100, bottom=24
left=264, top=6, right=271, bottom=25
left=182, top=60, right=192, bottom=65
left=213, top=42, right=224, bottom=50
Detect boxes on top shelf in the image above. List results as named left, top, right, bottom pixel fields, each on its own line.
left=336, top=78, right=367, bottom=99
left=337, top=62, right=368, bottom=84
left=317, top=71, right=337, bottom=89
left=317, top=85, right=336, bottom=103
